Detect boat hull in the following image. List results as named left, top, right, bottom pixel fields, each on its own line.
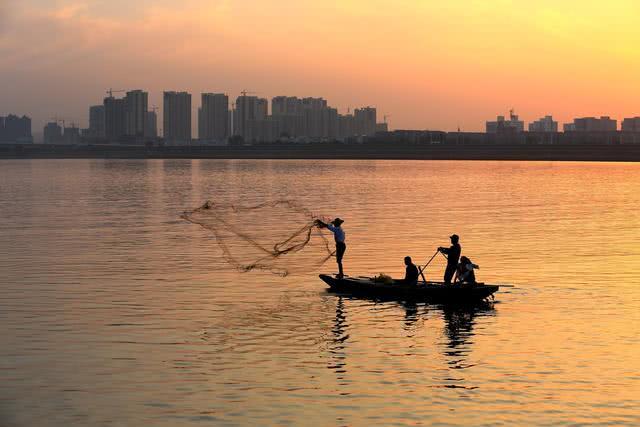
left=319, top=274, right=499, bottom=303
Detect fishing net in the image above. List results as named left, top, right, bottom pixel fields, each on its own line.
left=181, top=200, right=336, bottom=276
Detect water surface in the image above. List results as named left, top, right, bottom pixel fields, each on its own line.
left=1, top=159, right=639, bottom=426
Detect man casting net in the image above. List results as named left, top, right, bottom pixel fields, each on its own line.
left=181, top=200, right=337, bottom=276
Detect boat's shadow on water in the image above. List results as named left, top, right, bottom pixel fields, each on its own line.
left=324, top=290, right=497, bottom=390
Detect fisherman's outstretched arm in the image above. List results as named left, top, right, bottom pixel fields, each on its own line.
left=325, top=224, right=338, bottom=233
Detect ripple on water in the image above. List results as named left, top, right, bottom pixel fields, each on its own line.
left=1, top=159, right=640, bottom=426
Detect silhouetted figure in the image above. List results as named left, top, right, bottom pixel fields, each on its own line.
left=455, top=256, right=479, bottom=284
left=400, top=256, right=419, bottom=285
left=438, top=234, right=461, bottom=285
left=316, top=218, right=346, bottom=278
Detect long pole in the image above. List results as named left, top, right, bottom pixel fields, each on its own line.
left=418, top=250, right=440, bottom=283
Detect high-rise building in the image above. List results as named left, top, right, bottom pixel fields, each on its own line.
left=89, top=105, right=105, bottom=138
left=199, top=93, right=229, bottom=141
left=354, top=107, right=377, bottom=136
left=62, top=125, right=81, bottom=144
left=145, top=111, right=158, bottom=138
left=272, top=96, right=304, bottom=138
left=125, top=90, right=148, bottom=137
left=338, top=114, right=355, bottom=139
left=486, top=110, right=525, bottom=133
left=163, top=91, right=192, bottom=142
left=0, top=115, right=32, bottom=143
left=323, top=107, right=339, bottom=139
left=104, top=96, right=126, bottom=141
left=301, top=98, right=328, bottom=138
left=44, top=122, right=63, bottom=144
left=529, top=115, right=558, bottom=132
left=234, top=95, right=268, bottom=140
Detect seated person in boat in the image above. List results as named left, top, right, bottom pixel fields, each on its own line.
left=454, top=256, right=479, bottom=284
left=398, top=256, right=420, bottom=285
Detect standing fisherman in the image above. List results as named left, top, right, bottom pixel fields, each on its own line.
left=438, top=234, right=461, bottom=285
left=316, top=218, right=346, bottom=278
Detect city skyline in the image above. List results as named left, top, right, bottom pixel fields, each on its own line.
left=7, top=85, right=640, bottom=144
left=7, top=84, right=640, bottom=143
left=2, top=1, right=640, bottom=135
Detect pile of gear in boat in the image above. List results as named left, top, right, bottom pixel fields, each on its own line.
left=316, top=218, right=478, bottom=285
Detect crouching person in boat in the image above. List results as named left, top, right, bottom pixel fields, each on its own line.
left=397, top=256, right=420, bottom=285
left=455, top=256, right=479, bottom=285
left=315, top=218, right=346, bottom=278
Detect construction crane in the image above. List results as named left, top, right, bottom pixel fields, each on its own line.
left=240, top=90, right=257, bottom=97
left=50, top=116, right=73, bottom=128
left=106, top=88, right=126, bottom=98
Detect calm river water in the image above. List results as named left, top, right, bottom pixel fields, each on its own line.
left=1, top=159, right=639, bottom=426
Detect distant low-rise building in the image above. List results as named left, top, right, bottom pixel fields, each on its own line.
left=562, top=117, right=619, bottom=144
left=529, top=115, right=558, bottom=132
left=621, top=117, right=640, bottom=144
left=622, top=117, right=640, bottom=132
left=372, top=130, right=446, bottom=144
left=446, top=132, right=488, bottom=145
left=376, top=123, right=388, bottom=133
left=486, top=110, right=524, bottom=133
left=565, top=116, right=617, bottom=132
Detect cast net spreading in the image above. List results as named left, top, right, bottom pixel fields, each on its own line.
left=181, top=200, right=336, bottom=276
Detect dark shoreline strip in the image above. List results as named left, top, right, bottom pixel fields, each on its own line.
left=2, top=143, right=640, bottom=162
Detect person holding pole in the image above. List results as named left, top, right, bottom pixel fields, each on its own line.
left=438, top=234, right=461, bottom=285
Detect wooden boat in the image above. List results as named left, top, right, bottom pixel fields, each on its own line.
left=319, top=274, right=499, bottom=303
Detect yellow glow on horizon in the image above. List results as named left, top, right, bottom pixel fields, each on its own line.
left=2, top=0, right=640, bottom=130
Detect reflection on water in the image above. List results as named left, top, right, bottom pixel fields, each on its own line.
left=1, top=159, right=640, bottom=426
left=327, top=294, right=496, bottom=395
left=328, top=297, right=350, bottom=390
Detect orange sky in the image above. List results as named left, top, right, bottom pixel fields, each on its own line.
left=1, top=0, right=640, bottom=134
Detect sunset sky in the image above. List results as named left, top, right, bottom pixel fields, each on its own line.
left=1, top=0, right=640, bottom=134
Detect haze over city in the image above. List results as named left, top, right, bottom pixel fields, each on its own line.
left=2, top=0, right=640, bottom=133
